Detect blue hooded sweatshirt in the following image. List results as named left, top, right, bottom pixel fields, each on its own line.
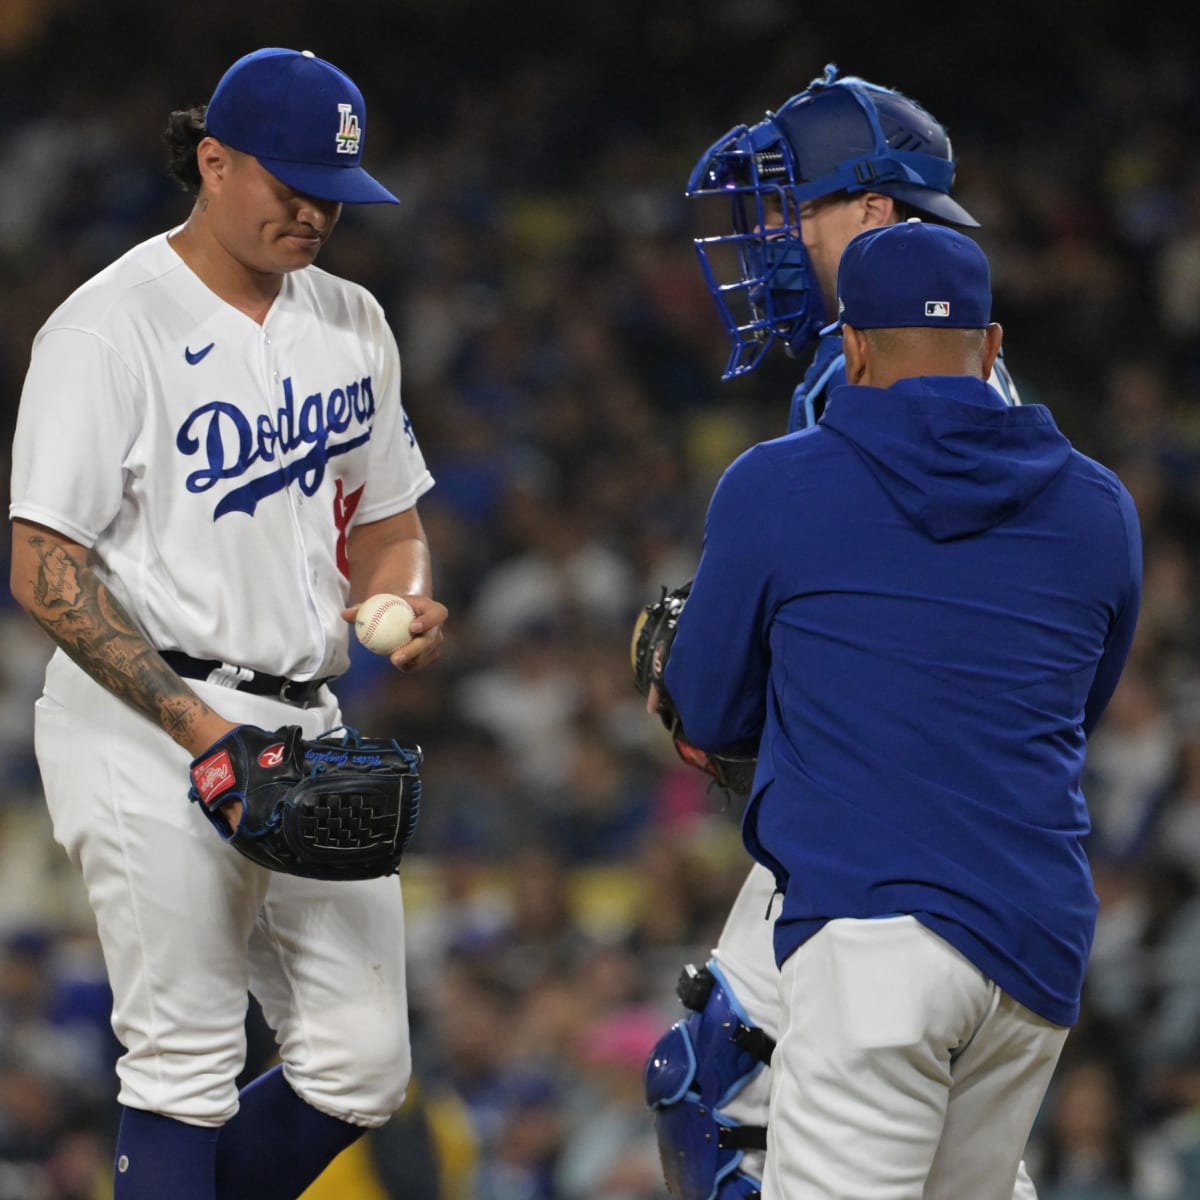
left=664, top=375, right=1142, bottom=1027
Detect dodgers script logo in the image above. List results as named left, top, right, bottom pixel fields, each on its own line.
left=176, top=375, right=375, bottom=519
left=336, top=103, right=360, bottom=156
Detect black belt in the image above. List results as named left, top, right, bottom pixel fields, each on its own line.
left=161, top=651, right=331, bottom=707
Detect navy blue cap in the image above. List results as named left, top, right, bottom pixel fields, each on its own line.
left=768, top=73, right=979, bottom=228
left=824, top=219, right=991, bottom=333
left=205, top=48, right=398, bottom=205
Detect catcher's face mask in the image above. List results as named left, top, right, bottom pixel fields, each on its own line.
left=686, top=63, right=978, bottom=381
left=686, top=120, right=824, bottom=381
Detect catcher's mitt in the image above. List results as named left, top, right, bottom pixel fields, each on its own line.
left=631, top=583, right=757, bottom=799
left=188, top=724, right=422, bottom=881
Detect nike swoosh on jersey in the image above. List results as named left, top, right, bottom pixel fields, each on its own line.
left=184, top=343, right=215, bottom=365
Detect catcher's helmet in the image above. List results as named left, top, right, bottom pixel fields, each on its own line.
left=687, top=64, right=979, bottom=379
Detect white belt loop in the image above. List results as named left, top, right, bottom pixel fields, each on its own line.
left=206, top=662, right=257, bottom=690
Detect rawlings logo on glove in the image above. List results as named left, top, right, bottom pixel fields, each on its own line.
left=259, top=743, right=287, bottom=769
left=192, top=752, right=237, bottom=802
left=189, top=724, right=422, bottom=881
left=631, top=583, right=757, bottom=800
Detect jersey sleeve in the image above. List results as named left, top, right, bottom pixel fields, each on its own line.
left=1083, top=480, right=1143, bottom=737
left=664, top=446, right=778, bottom=752
left=354, top=307, right=434, bottom=525
left=9, top=326, right=141, bottom=546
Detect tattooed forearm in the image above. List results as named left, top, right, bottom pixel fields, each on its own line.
left=23, top=533, right=218, bottom=745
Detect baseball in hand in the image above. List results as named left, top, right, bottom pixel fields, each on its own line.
left=354, top=593, right=415, bottom=655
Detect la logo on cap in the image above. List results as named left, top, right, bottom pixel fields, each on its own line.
left=204, top=47, right=398, bottom=203
left=336, top=103, right=360, bottom=155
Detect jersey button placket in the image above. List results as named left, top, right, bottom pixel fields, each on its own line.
left=266, top=324, right=325, bottom=669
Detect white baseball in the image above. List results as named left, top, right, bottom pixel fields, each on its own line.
left=354, top=593, right=415, bottom=655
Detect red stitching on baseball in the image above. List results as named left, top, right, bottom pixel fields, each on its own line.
left=363, top=598, right=407, bottom=644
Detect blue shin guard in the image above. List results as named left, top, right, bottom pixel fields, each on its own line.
left=644, top=961, right=773, bottom=1200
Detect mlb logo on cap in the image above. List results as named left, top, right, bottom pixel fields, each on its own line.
left=826, top=220, right=992, bottom=331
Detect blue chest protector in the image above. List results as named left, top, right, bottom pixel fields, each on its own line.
left=789, top=335, right=1022, bottom=434
left=787, top=335, right=847, bottom=432
left=643, top=962, right=774, bottom=1200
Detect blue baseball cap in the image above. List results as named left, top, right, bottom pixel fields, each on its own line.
left=205, top=47, right=398, bottom=205
left=824, top=219, right=991, bottom=333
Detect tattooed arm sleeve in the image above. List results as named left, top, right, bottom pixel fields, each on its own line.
left=9, top=519, right=235, bottom=755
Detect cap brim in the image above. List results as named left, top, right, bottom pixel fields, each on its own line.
left=258, top=156, right=400, bottom=205
left=882, top=182, right=979, bottom=228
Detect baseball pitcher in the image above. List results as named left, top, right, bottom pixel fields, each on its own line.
left=9, top=48, right=445, bottom=1200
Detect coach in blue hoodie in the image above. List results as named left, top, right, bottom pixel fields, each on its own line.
left=662, top=221, right=1142, bottom=1199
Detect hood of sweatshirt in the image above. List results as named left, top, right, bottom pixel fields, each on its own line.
left=820, top=375, right=1072, bottom=541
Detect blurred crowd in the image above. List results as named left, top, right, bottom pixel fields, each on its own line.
left=1, top=1, right=1200, bottom=1197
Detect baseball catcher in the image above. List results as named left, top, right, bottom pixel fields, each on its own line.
left=634, top=62, right=1043, bottom=1200
left=631, top=582, right=757, bottom=801
left=189, top=724, right=422, bottom=881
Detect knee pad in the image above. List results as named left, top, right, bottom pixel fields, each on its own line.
left=644, top=961, right=774, bottom=1200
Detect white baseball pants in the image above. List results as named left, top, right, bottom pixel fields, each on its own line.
left=34, top=651, right=411, bottom=1128
left=712, top=864, right=1042, bottom=1198
left=762, top=913, right=1067, bottom=1199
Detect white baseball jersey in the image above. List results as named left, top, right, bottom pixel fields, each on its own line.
left=10, top=230, right=433, bottom=681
